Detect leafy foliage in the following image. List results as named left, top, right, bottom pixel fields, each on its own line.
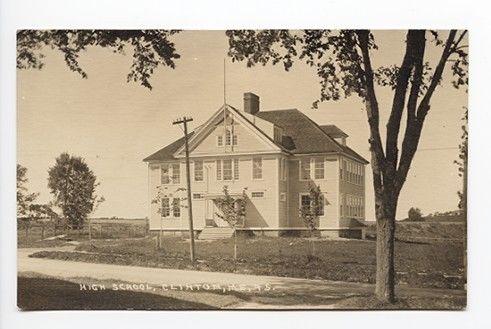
left=407, top=207, right=423, bottom=222
left=455, top=107, right=468, bottom=210
left=227, top=29, right=468, bottom=302
left=214, top=186, right=246, bottom=229
left=299, top=184, right=324, bottom=232
left=214, top=186, right=247, bottom=261
left=27, top=203, right=58, bottom=220
left=17, top=30, right=181, bottom=89
left=227, top=30, right=467, bottom=109
left=47, top=153, right=104, bottom=229
left=151, top=186, right=188, bottom=216
left=17, top=164, right=39, bottom=217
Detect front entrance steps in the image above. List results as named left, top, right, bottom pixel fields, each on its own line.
left=198, top=227, right=234, bottom=240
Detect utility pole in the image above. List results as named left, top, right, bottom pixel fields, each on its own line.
left=173, top=116, right=196, bottom=263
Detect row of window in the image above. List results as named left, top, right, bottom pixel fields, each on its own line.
left=340, top=159, right=364, bottom=185
left=340, top=194, right=364, bottom=218
left=161, top=158, right=263, bottom=185
left=160, top=192, right=326, bottom=219
left=160, top=157, right=363, bottom=185
left=160, top=191, right=265, bottom=218
left=161, top=192, right=365, bottom=220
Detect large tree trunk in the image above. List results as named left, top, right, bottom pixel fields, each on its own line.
left=375, top=193, right=397, bottom=303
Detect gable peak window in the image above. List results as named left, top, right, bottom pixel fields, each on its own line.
left=224, top=128, right=237, bottom=146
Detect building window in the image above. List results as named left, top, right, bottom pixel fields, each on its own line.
left=216, top=160, right=222, bottom=180
left=234, top=159, right=239, bottom=180
left=193, top=193, right=203, bottom=199
left=161, top=164, right=170, bottom=185
left=217, top=135, right=223, bottom=147
left=280, top=192, right=286, bottom=202
left=225, top=129, right=231, bottom=146
left=300, top=193, right=324, bottom=216
left=217, top=159, right=239, bottom=181
left=253, top=157, right=262, bottom=179
left=161, top=198, right=170, bottom=218
left=300, top=158, right=310, bottom=180
left=314, top=157, right=325, bottom=179
left=171, top=163, right=180, bottom=184
left=340, top=194, right=364, bottom=218
left=194, top=160, right=203, bottom=181
left=172, top=198, right=180, bottom=217
left=161, top=163, right=180, bottom=185
left=280, top=158, right=287, bottom=180
left=340, top=159, right=364, bottom=185
left=223, top=159, right=233, bottom=180
left=233, top=134, right=238, bottom=146
left=344, top=160, right=348, bottom=181
left=251, top=192, right=264, bottom=198
left=300, top=194, right=311, bottom=210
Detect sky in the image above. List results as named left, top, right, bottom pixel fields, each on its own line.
left=17, top=30, right=467, bottom=220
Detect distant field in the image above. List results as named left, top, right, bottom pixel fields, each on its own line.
left=398, top=211, right=465, bottom=223
left=365, top=221, right=465, bottom=242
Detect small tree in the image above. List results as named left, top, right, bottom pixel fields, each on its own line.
left=407, top=207, right=423, bottom=222
left=48, top=153, right=104, bottom=229
left=214, top=186, right=246, bottom=261
left=299, top=184, right=323, bottom=260
left=17, top=164, right=39, bottom=218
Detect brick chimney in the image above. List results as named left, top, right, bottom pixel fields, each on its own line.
left=244, top=92, right=260, bottom=115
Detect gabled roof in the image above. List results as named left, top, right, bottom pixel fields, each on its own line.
left=143, top=106, right=369, bottom=164
left=171, top=104, right=284, bottom=158
left=143, top=132, right=196, bottom=162
left=256, top=109, right=368, bottom=163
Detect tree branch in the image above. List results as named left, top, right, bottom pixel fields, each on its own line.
left=356, top=30, right=386, bottom=195
left=385, top=30, right=426, bottom=181
left=451, top=30, right=467, bottom=53
left=396, top=30, right=457, bottom=189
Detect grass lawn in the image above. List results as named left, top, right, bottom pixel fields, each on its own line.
left=30, top=235, right=465, bottom=290
left=17, top=275, right=215, bottom=310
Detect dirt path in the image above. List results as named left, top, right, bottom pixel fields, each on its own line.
left=18, top=247, right=465, bottom=309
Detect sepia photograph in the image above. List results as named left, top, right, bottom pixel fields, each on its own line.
left=14, top=28, right=469, bottom=311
